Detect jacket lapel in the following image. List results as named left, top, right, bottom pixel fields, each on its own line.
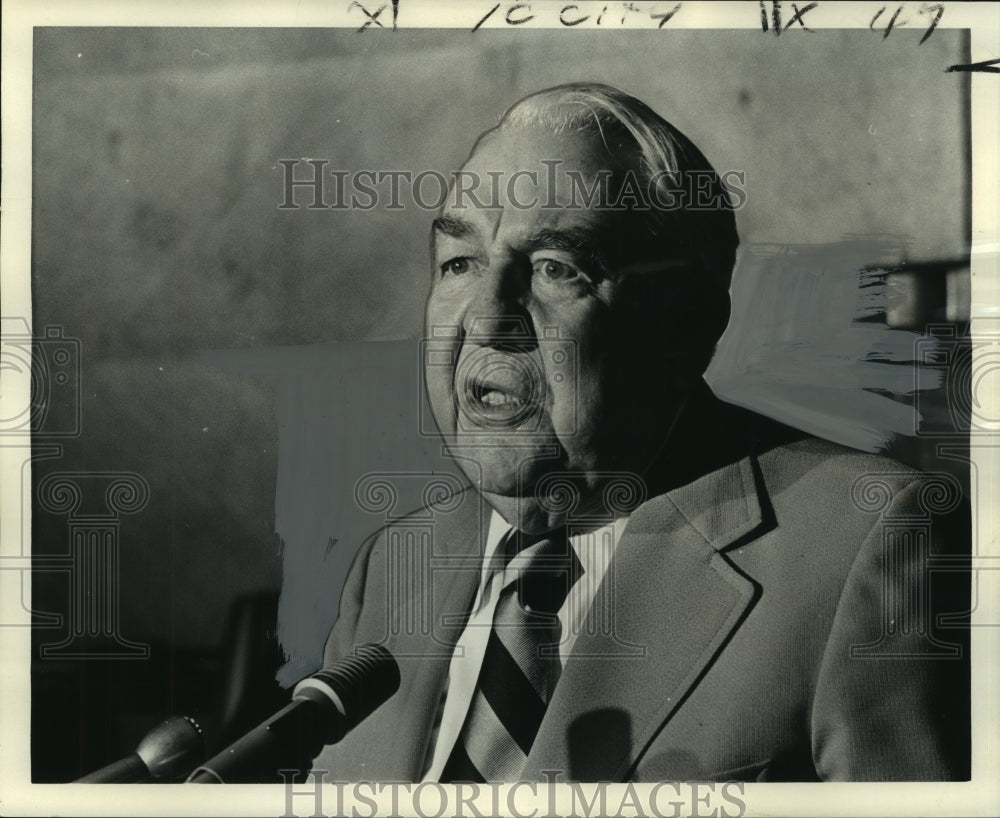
left=355, top=488, right=491, bottom=779
left=522, top=454, right=770, bottom=782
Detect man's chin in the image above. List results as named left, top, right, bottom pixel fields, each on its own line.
left=476, top=490, right=566, bottom=535
left=444, top=432, right=562, bottom=485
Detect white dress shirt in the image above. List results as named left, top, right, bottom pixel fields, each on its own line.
left=421, top=510, right=630, bottom=781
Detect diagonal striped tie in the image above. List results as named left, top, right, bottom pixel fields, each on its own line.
left=441, top=528, right=583, bottom=782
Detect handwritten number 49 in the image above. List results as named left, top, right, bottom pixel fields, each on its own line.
left=870, top=3, right=945, bottom=44
left=759, top=1, right=944, bottom=44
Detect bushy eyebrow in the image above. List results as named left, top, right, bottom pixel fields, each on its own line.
left=431, top=217, right=610, bottom=274
left=523, top=227, right=595, bottom=255
left=524, top=227, right=610, bottom=273
left=431, top=215, right=479, bottom=241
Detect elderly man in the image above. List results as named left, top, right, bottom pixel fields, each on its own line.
left=313, top=84, right=968, bottom=782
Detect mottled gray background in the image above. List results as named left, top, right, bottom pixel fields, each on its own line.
left=29, top=27, right=969, bottom=779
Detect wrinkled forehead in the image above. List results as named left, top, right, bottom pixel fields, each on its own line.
left=467, top=122, right=635, bottom=168
left=452, top=123, right=640, bottom=210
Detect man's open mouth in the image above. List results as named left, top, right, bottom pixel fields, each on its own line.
left=473, top=379, right=527, bottom=409
left=466, top=374, right=535, bottom=421
left=457, top=363, right=542, bottom=428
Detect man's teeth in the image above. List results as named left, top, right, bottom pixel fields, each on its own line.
left=480, top=389, right=523, bottom=407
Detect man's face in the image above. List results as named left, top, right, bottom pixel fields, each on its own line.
left=424, top=126, right=691, bottom=531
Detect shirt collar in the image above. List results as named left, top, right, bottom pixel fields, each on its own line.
left=479, top=509, right=629, bottom=595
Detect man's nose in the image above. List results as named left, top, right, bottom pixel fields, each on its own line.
left=463, top=257, right=536, bottom=350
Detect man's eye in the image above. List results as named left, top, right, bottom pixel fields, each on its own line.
left=440, top=257, right=474, bottom=277
left=533, top=259, right=579, bottom=282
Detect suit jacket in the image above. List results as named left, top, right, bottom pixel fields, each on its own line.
left=313, top=387, right=969, bottom=782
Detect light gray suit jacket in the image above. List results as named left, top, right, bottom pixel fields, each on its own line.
left=313, top=390, right=969, bottom=782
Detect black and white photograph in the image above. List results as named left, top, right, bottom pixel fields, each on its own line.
left=1, top=2, right=998, bottom=816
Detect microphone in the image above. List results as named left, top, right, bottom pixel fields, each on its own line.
left=187, top=643, right=399, bottom=783
left=77, top=715, right=205, bottom=783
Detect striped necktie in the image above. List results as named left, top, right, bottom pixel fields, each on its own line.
left=441, top=528, right=583, bottom=782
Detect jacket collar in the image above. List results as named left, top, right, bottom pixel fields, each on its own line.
left=521, top=389, right=775, bottom=781
left=380, top=387, right=779, bottom=781
left=372, top=487, right=492, bottom=779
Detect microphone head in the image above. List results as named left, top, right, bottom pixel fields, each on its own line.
left=301, top=644, right=400, bottom=733
left=134, top=715, right=206, bottom=781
